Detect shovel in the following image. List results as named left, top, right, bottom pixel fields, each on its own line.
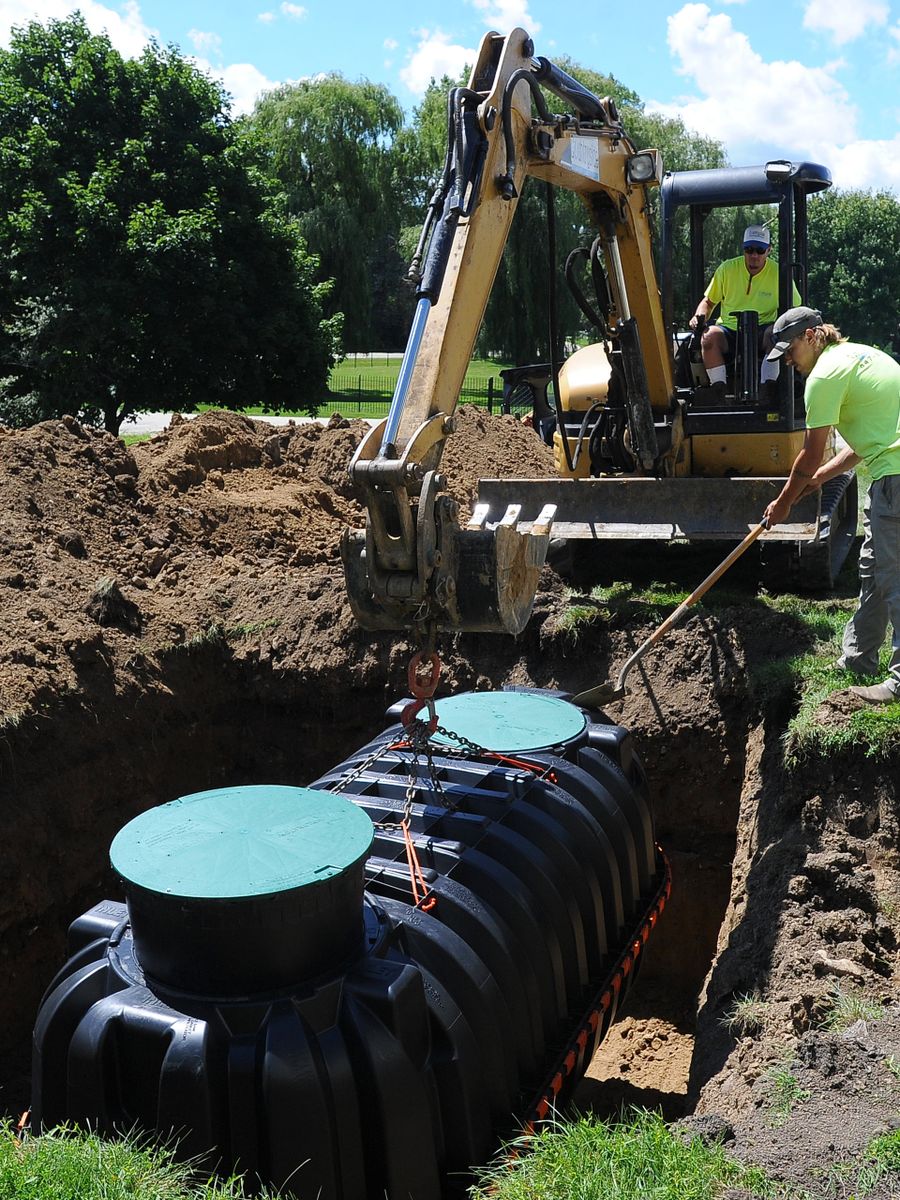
left=571, top=520, right=768, bottom=709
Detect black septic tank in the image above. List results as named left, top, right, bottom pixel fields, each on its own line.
left=32, top=690, right=669, bottom=1199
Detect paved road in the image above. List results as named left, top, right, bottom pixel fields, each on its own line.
left=121, top=411, right=345, bottom=435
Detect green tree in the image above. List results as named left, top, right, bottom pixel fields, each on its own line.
left=807, top=188, right=900, bottom=349
left=251, top=75, right=412, bottom=350
left=0, top=14, right=339, bottom=434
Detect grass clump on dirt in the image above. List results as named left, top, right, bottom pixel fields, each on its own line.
left=824, top=1128, right=900, bottom=1197
left=553, top=581, right=691, bottom=641
left=471, top=1109, right=779, bottom=1199
left=722, top=991, right=771, bottom=1037
left=821, top=985, right=885, bottom=1032
left=555, top=576, right=900, bottom=758
left=721, top=591, right=900, bottom=763
left=766, top=1063, right=811, bottom=1128
left=781, top=649, right=900, bottom=765
left=0, top=1121, right=273, bottom=1199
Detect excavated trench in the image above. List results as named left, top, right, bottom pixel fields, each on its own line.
left=0, top=635, right=747, bottom=1132
left=4, top=412, right=899, bottom=1194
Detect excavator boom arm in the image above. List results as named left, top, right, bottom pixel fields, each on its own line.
left=343, top=29, right=672, bottom=637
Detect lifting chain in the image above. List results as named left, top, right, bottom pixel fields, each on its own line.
left=330, top=634, right=552, bottom=911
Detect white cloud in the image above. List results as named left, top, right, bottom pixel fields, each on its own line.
left=399, top=29, right=475, bottom=94
left=0, top=0, right=156, bottom=57
left=280, top=1, right=306, bottom=16
left=190, top=57, right=276, bottom=116
left=257, top=10, right=276, bottom=23
left=384, top=36, right=398, bottom=50
left=802, top=0, right=889, bottom=45
left=829, top=135, right=900, bottom=193
left=888, top=23, right=900, bottom=63
left=651, top=6, right=857, bottom=163
left=469, top=0, right=539, bottom=35
left=649, top=4, right=900, bottom=193
left=189, top=28, right=222, bottom=60
left=2, top=1, right=275, bottom=117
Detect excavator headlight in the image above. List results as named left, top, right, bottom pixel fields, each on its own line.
left=626, top=150, right=662, bottom=186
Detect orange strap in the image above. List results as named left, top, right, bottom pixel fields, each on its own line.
left=486, top=752, right=557, bottom=782
left=402, top=819, right=437, bottom=911
left=521, top=845, right=672, bottom=1138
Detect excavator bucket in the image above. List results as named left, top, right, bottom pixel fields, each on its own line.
left=473, top=472, right=858, bottom=591
left=341, top=501, right=557, bottom=636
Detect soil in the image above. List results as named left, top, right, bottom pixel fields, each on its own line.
left=1, top=406, right=899, bottom=1197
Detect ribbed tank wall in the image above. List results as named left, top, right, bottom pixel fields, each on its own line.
left=32, top=691, right=668, bottom=1199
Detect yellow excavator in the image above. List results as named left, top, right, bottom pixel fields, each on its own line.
left=341, top=28, right=857, bottom=640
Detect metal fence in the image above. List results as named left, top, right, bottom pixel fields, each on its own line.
left=324, top=371, right=500, bottom=418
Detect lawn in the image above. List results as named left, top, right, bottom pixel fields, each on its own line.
left=193, top=356, right=516, bottom=422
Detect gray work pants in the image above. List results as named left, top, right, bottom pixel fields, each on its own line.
left=841, top=473, right=900, bottom=693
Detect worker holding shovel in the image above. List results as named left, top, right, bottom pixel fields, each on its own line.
left=763, top=307, right=900, bottom=706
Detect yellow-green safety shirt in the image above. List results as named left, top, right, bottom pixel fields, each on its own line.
left=704, top=257, right=800, bottom=331
left=804, top=342, right=900, bottom=480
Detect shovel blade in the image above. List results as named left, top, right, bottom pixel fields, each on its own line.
left=570, top=682, right=626, bottom=709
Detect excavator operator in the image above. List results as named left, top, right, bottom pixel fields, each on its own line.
left=689, top=225, right=801, bottom=402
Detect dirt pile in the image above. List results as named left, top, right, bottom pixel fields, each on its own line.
left=1, top=406, right=898, bottom=1196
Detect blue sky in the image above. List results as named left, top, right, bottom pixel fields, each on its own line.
left=2, top=0, right=900, bottom=192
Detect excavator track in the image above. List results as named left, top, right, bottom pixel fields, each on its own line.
left=759, top=471, right=858, bottom=592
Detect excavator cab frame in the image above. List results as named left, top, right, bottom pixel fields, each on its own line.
left=660, top=159, right=831, bottom=426
left=475, top=162, right=857, bottom=591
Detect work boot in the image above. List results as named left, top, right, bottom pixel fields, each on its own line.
left=848, top=683, right=898, bottom=705
left=832, top=655, right=863, bottom=674
left=693, top=380, right=727, bottom=407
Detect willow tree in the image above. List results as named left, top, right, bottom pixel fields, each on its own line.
left=251, top=75, right=413, bottom=350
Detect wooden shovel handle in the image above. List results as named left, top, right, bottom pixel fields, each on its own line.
left=644, top=521, right=768, bottom=650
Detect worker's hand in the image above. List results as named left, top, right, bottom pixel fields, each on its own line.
left=688, top=313, right=700, bottom=330
left=796, top=477, right=823, bottom=501
left=763, top=495, right=792, bottom=529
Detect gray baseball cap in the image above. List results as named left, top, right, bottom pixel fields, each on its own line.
left=766, top=306, right=823, bottom=360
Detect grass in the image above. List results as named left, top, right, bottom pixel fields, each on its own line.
left=0, top=704, right=29, bottom=733
left=188, top=356, right=515, bottom=421
left=223, top=619, right=280, bottom=641
left=472, top=1109, right=780, bottom=1199
left=781, top=652, right=900, bottom=766
left=553, top=571, right=900, bottom=762
left=766, top=1063, right=811, bottom=1128
left=821, top=985, right=885, bottom=1033
left=330, top=353, right=511, bottom=389
left=822, top=1128, right=900, bottom=1197
left=737, top=585, right=900, bottom=762
left=160, top=619, right=281, bottom=656
left=0, top=1121, right=274, bottom=1199
left=722, top=991, right=771, bottom=1037
left=552, top=580, right=696, bottom=641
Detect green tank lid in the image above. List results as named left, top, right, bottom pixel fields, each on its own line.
left=433, top=691, right=587, bottom=754
left=110, top=785, right=374, bottom=901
